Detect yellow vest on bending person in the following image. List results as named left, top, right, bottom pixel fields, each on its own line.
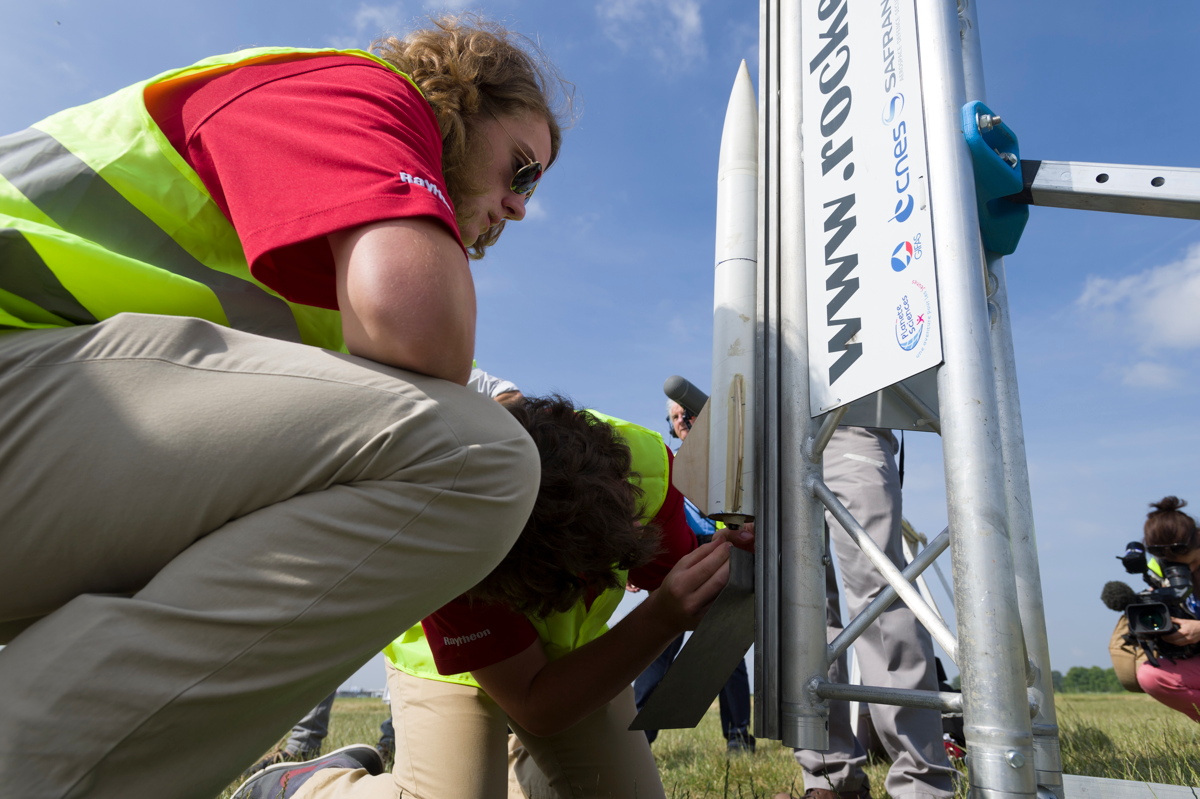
left=0, top=47, right=418, bottom=348
left=383, top=410, right=670, bottom=687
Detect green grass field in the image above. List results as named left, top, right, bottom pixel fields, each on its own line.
left=222, top=692, right=1200, bottom=798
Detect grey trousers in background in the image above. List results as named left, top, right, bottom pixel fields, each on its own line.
left=287, top=693, right=338, bottom=755
left=0, top=314, right=539, bottom=799
left=794, top=427, right=957, bottom=799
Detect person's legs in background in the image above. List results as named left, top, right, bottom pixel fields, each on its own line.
left=632, top=633, right=685, bottom=744
left=816, top=427, right=955, bottom=799
left=287, top=694, right=337, bottom=758
left=376, top=717, right=396, bottom=767
left=246, top=693, right=337, bottom=775
left=718, top=658, right=755, bottom=752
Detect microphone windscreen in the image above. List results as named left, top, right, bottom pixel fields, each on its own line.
left=1101, top=581, right=1139, bottom=612
left=663, top=375, right=709, bottom=417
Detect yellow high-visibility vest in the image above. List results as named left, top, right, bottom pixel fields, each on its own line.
left=0, top=47, right=418, bottom=348
left=384, top=411, right=670, bottom=687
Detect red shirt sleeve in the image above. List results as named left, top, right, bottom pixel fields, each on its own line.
left=150, top=55, right=462, bottom=310
left=421, top=596, right=539, bottom=676
left=628, top=447, right=697, bottom=591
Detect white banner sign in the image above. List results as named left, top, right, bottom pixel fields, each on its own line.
left=802, top=0, right=943, bottom=415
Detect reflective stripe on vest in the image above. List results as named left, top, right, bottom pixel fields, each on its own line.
left=0, top=47, right=416, bottom=347
left=384, top=413, right=671, bottom=687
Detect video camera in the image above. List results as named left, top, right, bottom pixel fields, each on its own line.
left=1102, top=541, right=1200, bottom=665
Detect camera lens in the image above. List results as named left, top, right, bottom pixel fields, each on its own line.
left=1128, top=602, right=1175, bottom=635
left=1143, top=608, right=1169, bottom=630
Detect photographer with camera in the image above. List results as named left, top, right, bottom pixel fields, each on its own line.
left=1116, top=497, right=1200, bottom=721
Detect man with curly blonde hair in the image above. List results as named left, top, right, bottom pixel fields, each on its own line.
left=0, top=15, right=572, bottom=799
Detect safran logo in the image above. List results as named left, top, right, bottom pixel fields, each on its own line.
left=891, top=241, right=913, bottom=272
left=399, top=171, right=452, bottom=212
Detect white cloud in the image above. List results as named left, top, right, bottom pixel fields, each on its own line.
left=327, top=3, right=409, bottom=49
left=596, top=0, right=707, bottom=74
left=522, top=198, right=548, bottom=222
left=1077, top=242, right=1200, bottom=352
left=1120, top=360, right=1182, bottom=389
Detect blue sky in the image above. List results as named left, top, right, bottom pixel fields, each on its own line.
left=4, top=0, right=1197, bottom=695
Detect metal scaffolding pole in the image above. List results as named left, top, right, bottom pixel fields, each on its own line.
left=957, top=2, right=1064, bottom=796
left=752, top=0, right=781, bottom=741
left=917, top=0, right=1036, bottom=795
left=768, top=0, right=833, bottom=751
left=744, top=2, right=1194, bottom=795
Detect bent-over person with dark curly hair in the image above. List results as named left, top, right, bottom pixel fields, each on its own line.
left=238, top=395, right=752, bottom=799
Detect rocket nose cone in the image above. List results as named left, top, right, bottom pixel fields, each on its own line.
left=719, top=61, right=758, bottom=170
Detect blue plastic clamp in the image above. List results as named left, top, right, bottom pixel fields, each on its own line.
left=961, top=100, right=1028, bottom=256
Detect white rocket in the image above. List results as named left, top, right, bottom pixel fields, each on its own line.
left=632, top=61, right=760, bottom=734
left=705, top=59, right=758, bottom=523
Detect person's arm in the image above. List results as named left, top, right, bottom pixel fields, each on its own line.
left=471, top=539, right=733, bottom=737
left=158, top=58, right=474, bottom=381
left=330, top=218, right=476, bottom=384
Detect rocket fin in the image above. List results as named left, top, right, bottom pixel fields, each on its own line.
left=629, top=548, right=755, bottom=730
left=671, top=404, right=710, bottom=514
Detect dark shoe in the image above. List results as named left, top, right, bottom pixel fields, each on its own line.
left=727, top=732, right=756, bottom=753
left=242, top=747, right=321, bottom=778
left=232, top=744, right=383, bottom=798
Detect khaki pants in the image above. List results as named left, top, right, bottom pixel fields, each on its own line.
left=296, top=664, right=665, bottom=799
left=0, top=314, right=539, bottom=799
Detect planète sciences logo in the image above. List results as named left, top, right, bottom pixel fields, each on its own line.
left=894, top=279, right=934, bottom=357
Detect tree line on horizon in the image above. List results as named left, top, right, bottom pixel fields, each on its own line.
left=947, top=666, right=1127, bottom=694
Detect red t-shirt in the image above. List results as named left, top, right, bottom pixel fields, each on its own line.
left=422, top=447, right=698, bottom=676
left=148, top=54, right=462, bottom=310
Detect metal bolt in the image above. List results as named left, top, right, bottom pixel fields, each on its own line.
left=1005, top=750, right=1026, bottom=769
left=999, top=151, right=1018, bottom=167
left=978, top=112, right=1002, bottom=132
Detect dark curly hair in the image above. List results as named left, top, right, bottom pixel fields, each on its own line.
left=464, top=395, right=661, bottom=618
left=1144, top=496, right=1198, bottom=549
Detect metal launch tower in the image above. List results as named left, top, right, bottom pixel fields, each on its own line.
left=634, top=1, right=1200, bottom=797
